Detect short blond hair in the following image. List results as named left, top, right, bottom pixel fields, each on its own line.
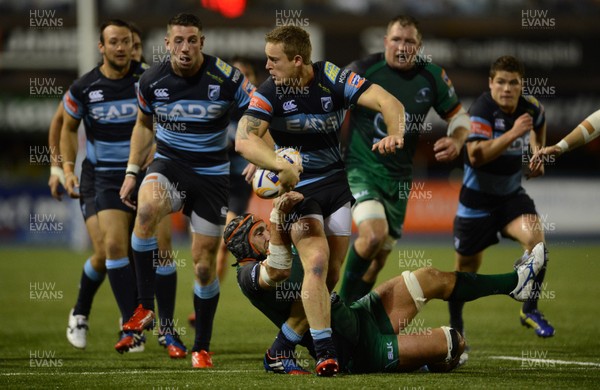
left=265, top=26, right=311, bottom=64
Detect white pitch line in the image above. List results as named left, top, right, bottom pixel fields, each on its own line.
left=490, top=356, right=600, bottom=367
left=1, top=369, right=261, bottom=376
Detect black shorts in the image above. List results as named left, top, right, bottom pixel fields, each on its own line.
left=292, top=172, right=354, bottom=220
left=79, top=159, right=97, bottom=220
left=454, top=192, right=537, bottom=256
left=228, top=174, right=252, bottom=215
left=147, top=158, right=228, bottom=225
left=95, top=169, right=138, bottom=214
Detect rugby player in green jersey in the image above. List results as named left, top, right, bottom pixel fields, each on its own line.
left=224, top=193, right=546, bottom=375
left=340, top=15, right=470, bottom=303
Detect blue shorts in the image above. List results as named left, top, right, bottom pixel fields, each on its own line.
left=454, top=192, right=537, bottom=256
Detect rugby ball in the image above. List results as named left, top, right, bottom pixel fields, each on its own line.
left=252, top=148, right=302, bottom=199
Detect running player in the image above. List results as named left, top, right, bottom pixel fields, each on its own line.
left=450, top=56, right=554, bottom=357
left=61, top=19, right=152, bottom=354
left=339, top=15, right=470, bottom=304
left=235, top=25, right=406, bottom=376
left=119, top=13, right=254, bottom=368
left=224, top=208, right=547, bottom=374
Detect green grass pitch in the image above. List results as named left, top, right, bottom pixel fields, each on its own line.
left=1, top=239, right=599, bottom=389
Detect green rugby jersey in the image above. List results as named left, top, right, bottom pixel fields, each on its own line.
left=345, top=53, right=462, bottom=179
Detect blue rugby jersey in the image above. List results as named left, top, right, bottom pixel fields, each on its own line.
left=457, top=91, right=545, bottom=218
left=245, top=61, right=372, bottom=187
left=63, top=61, right=148, bottom=171
left=137, top=55, right=254, bottom=175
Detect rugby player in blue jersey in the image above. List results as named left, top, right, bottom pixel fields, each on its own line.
left=55, top=25, right=182, bottom=356
left=235, top=25, right=406, bottom=376
left=450, top=56, right=554, bottom=362
left=61, top=20, right=158, bottom=354
left=119, top=13, right=254, bottom=368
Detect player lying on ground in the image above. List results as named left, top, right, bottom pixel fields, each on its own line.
left=223, top=192, right=547, bottom=374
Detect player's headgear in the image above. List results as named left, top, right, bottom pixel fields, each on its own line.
left=223, top=213, right=266, bottom=263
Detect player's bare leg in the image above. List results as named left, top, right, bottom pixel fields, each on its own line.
left=291, top=217, right=338, bottom=375
left=326, top=235, right=348, bottom=291
left=216, top=210, right=237, bottom=281
left=86, top=215, right=106, bottom=273
left=396, top=328, right=464, bottom=372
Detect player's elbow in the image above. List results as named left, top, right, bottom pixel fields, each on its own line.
left=269, top=267, right=291, bottom=284
left=234, top=138, right=249, bottom=157
left=467, top=145, right=485, bottom=168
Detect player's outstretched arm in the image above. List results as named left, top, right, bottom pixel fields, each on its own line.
left=119, top=109, right=154, bottom=209
left=236, top=115, right=301, bottom=193
left=48, top=101, right=65, bottom=200
left=60, top=109, right=82, bottom=199
left=257, top=191, right=304, bottom=290
left=468, top=112, right=533, bottom=167
left=356, top=83, right=405, bottom=155
left=534, top=109, right=600, bottom=162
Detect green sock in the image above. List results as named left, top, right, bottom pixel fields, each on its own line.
left=448, top=271, right=518, bottom=302
left=339, top=244, right=372, bottom=303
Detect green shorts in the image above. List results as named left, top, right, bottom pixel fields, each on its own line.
left=347, top=167, right=411, bottom=239
left=332, top=292, right=399, bottom=373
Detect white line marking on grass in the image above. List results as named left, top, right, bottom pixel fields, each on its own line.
left=1, top=369, right=261, bottom=376
left=490, top=356, right=600, bottom=367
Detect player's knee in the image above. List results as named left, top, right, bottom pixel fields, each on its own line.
left=306, top=254, right=328, bottom=279
left=194, top=261, right=214, bottom=284
left=104, top=237, right=127, bottom=258
left=90, top=255, right=106, bottom=272
left=428, top=327, right=465, bottom=373
left=360, top=229, right=387, bottom=254
left=136, top=202, right=160, bottom=232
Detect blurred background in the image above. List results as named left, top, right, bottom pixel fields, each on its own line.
left=1, top=0, right=599, bottom=247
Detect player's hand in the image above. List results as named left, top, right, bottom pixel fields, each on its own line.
left=372, top=134, right=404, bottom=155
left=529, top=145, right=561, bottom=174
left=120, top=175, right=137, bottom=210
left=65, top=172, right=80, bottom=199
left=273, top=191, right=304, bottom=214
left=48, top=174, right=64, bottom=201
left=512, top=113, right=534, bottom=137
left=526, top=158, right=545, bottom=180
left=242, top=163, right=257, bottom=183
left=277, top=163, right=302, bottom=195
left=433, top=136, right=462, bottom=162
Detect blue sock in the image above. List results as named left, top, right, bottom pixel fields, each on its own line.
left=269, top=323, right=302, bottom=357
left=310, top=328, right=336, bottom=359
left=131, top=233, right=158, bottom=310
left=105, top=257, right=137, bottom=321
left=155, top=264, right=177, bottom=333
left=73, top=258, right=105, bottom=317
left=192, top=280, right=220, bottom=352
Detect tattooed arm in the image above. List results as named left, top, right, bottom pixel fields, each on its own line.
left=236, top=115, right=301, bottom=192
